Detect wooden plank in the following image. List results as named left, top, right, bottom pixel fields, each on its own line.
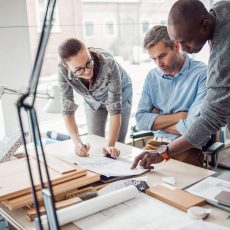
left=26, top=197, right=82, bottom=221
left=146, top=185, right=205, bottom=212
left=4, top=171, right=100, bottom=210
left=30, top=154, right=77, bottom=175
left=0, top=158, right=87, bottom=202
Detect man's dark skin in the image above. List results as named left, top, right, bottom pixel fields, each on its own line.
left=131, top=0, right=216, bottom=170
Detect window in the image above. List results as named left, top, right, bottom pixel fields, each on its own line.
left=84, top=21, right=95, bottom=38
left=160, top=19, right=166, bottom=25
left=35, top=0, right=61, bottom=33
left=105, top=20, right=116, bottom=36
left=142, top=21, right=149, bottom=34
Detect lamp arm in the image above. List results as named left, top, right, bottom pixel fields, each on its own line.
left=0, top=86, right=53, bottom=99
left=16, top=0, right=59, bottom=229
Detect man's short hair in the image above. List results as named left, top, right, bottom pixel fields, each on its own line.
left=143, top=25, right=174, bottom=50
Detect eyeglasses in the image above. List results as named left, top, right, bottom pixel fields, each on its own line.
left=62, top=57, right=94, bottom=78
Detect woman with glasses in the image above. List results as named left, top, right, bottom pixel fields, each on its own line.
left=58, top=38, right=132, bottom=158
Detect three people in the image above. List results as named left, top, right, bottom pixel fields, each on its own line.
left=132, top=0, right=230, bottom=169
left=59, top=0, right=227, bottom=169
left=135, top=25, right=207, bottom=167
left=58, top=38, right=132, bottom=158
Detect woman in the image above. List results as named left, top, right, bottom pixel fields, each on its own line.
left=58, top=38, right=132, bottom=158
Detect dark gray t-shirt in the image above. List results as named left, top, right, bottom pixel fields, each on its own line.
left=58, top=48, right=132, bottom=116
left=185, top=1, right=230, bottom=146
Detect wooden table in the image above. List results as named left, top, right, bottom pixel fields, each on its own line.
left=0, top=135, right=229, bottom=229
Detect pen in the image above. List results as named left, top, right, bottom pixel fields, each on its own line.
left=104, top=154, right=116, bottom=160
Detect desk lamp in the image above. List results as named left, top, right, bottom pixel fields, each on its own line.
left=0, top=85, right=61, bottom=114
left=16, top=0, right=59, bottom=229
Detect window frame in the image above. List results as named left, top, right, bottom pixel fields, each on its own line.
left=35, top=0, right=61, bottom=33
left=104, top=19, right=117, bottom=37
left=83, top=20, right=95, bottom=38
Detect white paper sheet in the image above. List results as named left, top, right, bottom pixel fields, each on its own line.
left=73, top=191, right=195, bottom=230
left=74, top=155, right=147, bottom=177
left=38, top=185, right=139, bottom=229
left=98, top=177, right=148, bottom=195
left=185, top=177, right=230, bottom=202
left=179, top=220, right=230, bottom=230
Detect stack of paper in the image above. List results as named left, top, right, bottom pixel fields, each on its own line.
left=74, top=155, right=148, bottom=177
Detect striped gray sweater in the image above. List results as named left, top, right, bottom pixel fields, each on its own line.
left=185, top=1, right=230, bottom=146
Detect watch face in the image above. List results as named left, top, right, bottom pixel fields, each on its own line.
left=157, top=145, right=168, bottom=155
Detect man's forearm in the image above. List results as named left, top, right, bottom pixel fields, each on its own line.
left=167, top=136, right=194, bottom=156
left=162, top=124, right=181, bottom=135
left=152, top=112, right=186, bottom=130
left=108, top=114, right=121, bottom=146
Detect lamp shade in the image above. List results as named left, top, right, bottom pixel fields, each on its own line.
left=43, top=85, right=62, bottom=113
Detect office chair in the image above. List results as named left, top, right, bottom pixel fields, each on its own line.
left=130, top=125, right=154, bottom=147
left=130, top=126, right=225, bottom=169
left=202, top=134, right=225, bottom=169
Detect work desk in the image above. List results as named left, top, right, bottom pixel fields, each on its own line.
left=0, top=135, right=229, bottom=229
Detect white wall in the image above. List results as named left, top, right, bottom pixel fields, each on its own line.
left=0, top=0, right=32, bottom=138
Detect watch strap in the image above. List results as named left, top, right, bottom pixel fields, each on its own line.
left=161, top=151, right=170, bottom=161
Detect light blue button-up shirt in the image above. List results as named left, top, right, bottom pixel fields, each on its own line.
left=136, top=53, right=207, bottom=141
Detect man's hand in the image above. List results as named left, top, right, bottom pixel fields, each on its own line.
left=131, top=150, right=164, bottom=169
left=75, top=143, right=90, bottom=157
left=177, top=111, right=188, bottom=120
left=151, top=107, right=160, bottom=113
left=103, top=146, right=120, bottom=159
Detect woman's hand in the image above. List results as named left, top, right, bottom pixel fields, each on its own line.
left=102, top=146, right=120, bottom=159
left=75, top=143, right=90, bottom=157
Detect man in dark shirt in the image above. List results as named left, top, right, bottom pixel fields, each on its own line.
left=131, top=0, right=230, bottom=170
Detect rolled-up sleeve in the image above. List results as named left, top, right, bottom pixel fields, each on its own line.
left=105, top=61, right=122, bottom=115
left=136, top=76, right=159, bottom=130
left=176, top=68, right=207, bottom=136
left=58, top=68, right=78, bottom=115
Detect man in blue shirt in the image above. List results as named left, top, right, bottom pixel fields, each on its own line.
left=136, top=25, right=207, bottom=167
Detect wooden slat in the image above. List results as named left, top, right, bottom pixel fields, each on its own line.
left=26, top=197, right=82, bottom=221
left=30, top=154, right=77, bottom=175
left=4, top=171, right=100, bottom=210
left=0, top=158, right=86, bottom=202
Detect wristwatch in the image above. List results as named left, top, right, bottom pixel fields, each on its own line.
left=157, top=145, right=170, bottom=161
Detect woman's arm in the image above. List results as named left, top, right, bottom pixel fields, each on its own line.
left=107, top=113, right=121, bottom=146
left=64, top=114, right=90, bottom=156
left=58, top=67, right=90, bottom=156
left=101, top=113, right=121, bottom=159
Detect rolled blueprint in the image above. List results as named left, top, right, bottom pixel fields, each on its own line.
left=37, top=185, right=139, bottom=229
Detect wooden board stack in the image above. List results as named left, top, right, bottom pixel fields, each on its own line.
left=0, top=155, right=100, bottom=219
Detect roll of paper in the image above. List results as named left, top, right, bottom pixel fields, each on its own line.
left=37, top=185, right=139, bottom=229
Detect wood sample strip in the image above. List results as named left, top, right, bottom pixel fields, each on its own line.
left=0, top=158, right=86, bottom=202
left=30, top=154, right=77, bottom=175
left=26, top=197, right=82, bottom=221
left=146, top=185, right=205, bottom=212
left=4, top=171, right=100, bottom=210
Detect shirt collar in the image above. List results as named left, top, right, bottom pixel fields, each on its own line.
left=160, top=52, right=190, bottom=79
